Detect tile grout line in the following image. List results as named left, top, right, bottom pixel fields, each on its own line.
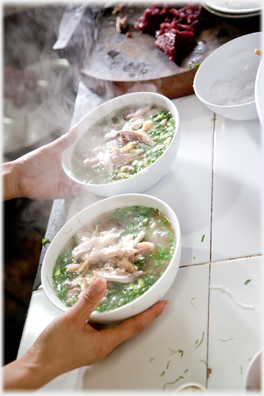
left=206, top=113, right=216, bottom=388
left=179, top=253, right=262, bottom=269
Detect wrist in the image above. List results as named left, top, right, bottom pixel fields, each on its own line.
left=3, top=348, right=57, bottom=390
left=2, top=161, right=20, bottom=200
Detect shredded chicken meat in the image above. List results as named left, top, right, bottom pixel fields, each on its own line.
left=64, top=228, right=154, bottom=299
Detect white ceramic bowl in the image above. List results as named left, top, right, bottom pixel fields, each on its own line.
left=255, top=58, right=263, bottom=125
left=193, top=32, right=261, bottom=121
left=243, top=350, right=262, bottom=391
left=62, top=92, right=180, bottom=197
left=41, top=194, right=181, bottom=323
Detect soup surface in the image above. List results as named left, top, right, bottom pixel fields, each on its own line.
left=52, top=206, right=176, bottom=312
left=72, top=104, right=176, bottom=184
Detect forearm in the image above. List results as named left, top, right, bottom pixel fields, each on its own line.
left=2, top=161, right=20, bottom=201
left=3, top=350, right=57, bottom=391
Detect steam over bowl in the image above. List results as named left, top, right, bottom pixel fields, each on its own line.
left=41, top=194, right=181, bottom=323
left=62, top=92, right=180, bottom=196
left=193, top=32, right=261, bottom=121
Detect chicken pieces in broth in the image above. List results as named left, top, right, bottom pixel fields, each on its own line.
left=71, top=104, right=176, bottom=185
left=52, top=206, right=176, bottom=312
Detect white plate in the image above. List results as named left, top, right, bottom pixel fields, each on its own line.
left=255, top=59, right=263, bottom=125
left=203, top=1, right=261, bottom=14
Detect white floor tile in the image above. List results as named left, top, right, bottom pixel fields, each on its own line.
left=143, top=96, right=214, bottom=267
left=207, top=256, right=262, bottom=391
left=212, top=117, right=262, bottom=261
left=80, top=264, right=209, bottom=391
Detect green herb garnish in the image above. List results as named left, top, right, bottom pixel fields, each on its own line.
left=42, top=238, right=50, bottom=246
left=163, top=376, right=184, bottom=391
left=169, top=348, right=183, bottom=357
left=195, top=332, right=205, bottom=348
left=244, top=279, right=252, bottom=285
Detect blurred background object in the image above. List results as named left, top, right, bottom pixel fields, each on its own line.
left=3, top=3, right=78, bottom=365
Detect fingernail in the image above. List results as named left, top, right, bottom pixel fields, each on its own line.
left=91, top=277, right=106, bottom=293
left=162, top=301, right=170, bottom=311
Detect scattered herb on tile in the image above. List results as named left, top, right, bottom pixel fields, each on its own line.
left=169, top=348, right=184, bottom=357
left=150, top=358, right=155, bottom=363
left=163, top=376, right=184, bottom=391
left=244, top=279, right=252, bottom=286
left=193, top=257, right=196, bottom=259
left=195, top=332, right=205, bottom=348
left=199, top=360, right=207, bottom=365
left=166, top=360, right=171, bottom=369
left=201, top=235, right=205, bottom=242
left=191, top=297, right=197, bottom=309
left=183, top=369, right=189, bottom=374
left=240, top=366, right=243, bottom=375
left=160, top=371, right=165, bottom=377
left=42, top=238, right=50, bottom=246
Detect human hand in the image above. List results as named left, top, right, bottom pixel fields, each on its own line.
left=3, top=277, right=169, bottom=390
left=3, top=127, right=83, bottom=200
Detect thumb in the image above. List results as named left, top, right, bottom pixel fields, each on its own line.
left=46, top=126, right=78, bottom=155
left=68, top=277, right=107, bottom=324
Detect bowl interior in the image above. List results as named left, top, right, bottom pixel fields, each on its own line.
left=41, top=194, right=181, bottom=322
left=62, top=92, right=179, bottom=188
left=194, top=32, right=261, bottom=107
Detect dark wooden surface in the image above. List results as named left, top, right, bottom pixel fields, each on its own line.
left=75, top=5, right=261, bottom=99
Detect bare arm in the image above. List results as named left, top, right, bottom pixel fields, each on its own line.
left=3, top=277, right=169, bottom=391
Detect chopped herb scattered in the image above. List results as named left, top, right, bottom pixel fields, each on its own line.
left=169, top=348, right=183, bottom=357
left=188, top=62, right=200, bottom=69
left=183, top=369, right=189, bottom=374
left=244, top=279, right=252, bottom=286
left=160, top=371, right=165, bottom=376
left=201, top=235, right=205, bottom=242
left=163, top=376, right=184, bottom=391
left=166, top=360, right=171, bottom=369
left=150, top=358, right=155, bottom=363
left=191, top=297, right=197, bottom=309
left=199, top=360, right=207, bottom=365
left=240, top=366, right=243, bottom=375
left=42, top=238, right=50, bottom=246
left=195, top=332, right=205, bottom=348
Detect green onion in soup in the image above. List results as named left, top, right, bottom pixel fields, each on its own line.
left=71, top=104, right=176, bottom=185
left=52, top=206, right=176, bottom=312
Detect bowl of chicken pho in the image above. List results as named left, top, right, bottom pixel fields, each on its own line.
left=41, top=194, right=181, bottom=323
left=62, top=92, right=180, bottom=196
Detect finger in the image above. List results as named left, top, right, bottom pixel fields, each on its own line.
left=104, top=300, right=170, bottom=348
left=46, top=127, right=78, bottom=155
left=68, top=278, right=107, bottom=325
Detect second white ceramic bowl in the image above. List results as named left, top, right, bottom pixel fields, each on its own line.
left=62, top=92, right=180, bottom=196
left=193, top=32, right=261, bottom=121
left=41, top=194, right=181, bottom=323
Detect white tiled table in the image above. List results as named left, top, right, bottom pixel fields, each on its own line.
left=17, top=83, right=262, bottom=393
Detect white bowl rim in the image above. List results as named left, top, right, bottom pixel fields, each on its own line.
left=62, top=91, right=180, bottom=188
left=193, top=32, right=261, bottom=109
left=41, top=193, right=181, bottom=319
